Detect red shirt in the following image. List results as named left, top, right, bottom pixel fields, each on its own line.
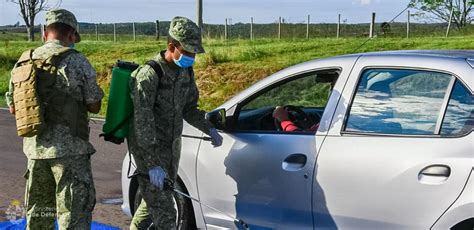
left=281, top=121, right=319, bottom=132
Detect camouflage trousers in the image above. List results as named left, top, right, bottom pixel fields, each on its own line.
left=130, top=175, right=177, bottom=230
left=129, top=139, right=182, bottom=230
left=24, top=154, right=96, bottom=230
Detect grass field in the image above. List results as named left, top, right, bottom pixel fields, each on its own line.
left=1, top=34, right=473, bottom=116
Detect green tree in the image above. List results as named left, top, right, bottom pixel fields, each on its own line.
left=409, top=0, right=473, bottom=29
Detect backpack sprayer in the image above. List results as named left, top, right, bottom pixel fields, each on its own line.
left=164, top=178, right=250, bottom=230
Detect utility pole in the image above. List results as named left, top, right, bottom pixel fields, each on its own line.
left=197, top=0, right=203, bottom=30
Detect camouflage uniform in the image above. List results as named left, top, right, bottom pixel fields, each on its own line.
left=5, top=9, right=103, bottom=230
left=128, top=17, right=212, bottom=229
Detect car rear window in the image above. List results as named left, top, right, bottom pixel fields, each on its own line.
left=345, top=69, right=454, bottom=135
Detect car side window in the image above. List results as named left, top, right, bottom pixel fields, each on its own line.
left=345, top=69, right=454, bottom=135
left=236, top=69, right=339, bottom=132
left=441, top=81, right=474, bottom=136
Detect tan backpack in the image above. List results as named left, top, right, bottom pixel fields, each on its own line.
left=11, top=47, right=77, bottom=137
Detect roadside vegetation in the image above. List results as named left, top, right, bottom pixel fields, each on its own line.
left=1, top=33, right=473, bottom=115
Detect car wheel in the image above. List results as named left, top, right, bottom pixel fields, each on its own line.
left=132, top=180, right=196, bottom=230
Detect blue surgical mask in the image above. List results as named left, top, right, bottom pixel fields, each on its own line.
left=173, top=49, right=195, bottom=68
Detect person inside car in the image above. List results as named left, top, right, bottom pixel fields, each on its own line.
left=272, top=106, right=319, bottom=132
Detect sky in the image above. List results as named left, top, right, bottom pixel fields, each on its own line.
left=0, top=0, right=418, bottom=26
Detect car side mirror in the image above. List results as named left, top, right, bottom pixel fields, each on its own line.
left=206, top=108, right=227, bottom=131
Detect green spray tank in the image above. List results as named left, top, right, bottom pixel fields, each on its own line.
left=101, top=60, right=139, bottom=144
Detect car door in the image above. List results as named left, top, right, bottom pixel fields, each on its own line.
left=195, top=63, right=352, bottom=229
left=314, top=55, right=474, bottom=229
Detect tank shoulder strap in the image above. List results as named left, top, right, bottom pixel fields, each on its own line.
left=145, top=60, right=163, bottom=80
left=188, top=66, right=194, bottom=76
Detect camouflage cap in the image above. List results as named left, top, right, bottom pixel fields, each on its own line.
left=45, top=9, right=81, bottom=42
left=169, top=16, right=204, bottom=54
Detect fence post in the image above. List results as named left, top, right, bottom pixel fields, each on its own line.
left=197, top=0, right=203, bottom=29
left=155, top=20, right=160, bottom=40
left=278, top=17, right=282, bottom=39
left=113, top=23, right=116, bottom=42
left=337, top=13, right=341, bottom=39
left=306, top=15, right=310, bottom=39
left=225, top=18, right=228, bottom=40
left=132, top=22, right=136, bottom=41
left=446, top=7, right=454, bottom=38
left=41, top=24, right=45, bottom=42
left=95, top=24, right=99, bottom=41
left=406, top=10, right=410, bottom=38
left=250, top=17, right=254, bottom=40
left=369, top=12, right=376, bottom=38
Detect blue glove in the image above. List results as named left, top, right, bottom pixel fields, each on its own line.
left=149, top=166, right=167, bottom=190
left=209, top=128, right=223, bottom=147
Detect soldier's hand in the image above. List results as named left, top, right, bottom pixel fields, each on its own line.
left=209, top=128, right=223, bottom=147
left=149, top=166, right=167, bottom=190
left=9, top=106, right=15, bottom=115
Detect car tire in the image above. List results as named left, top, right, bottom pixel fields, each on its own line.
left=132, top=180, right=196, bottom=230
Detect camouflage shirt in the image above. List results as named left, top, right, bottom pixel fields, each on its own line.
left=5, top=40, right=104, bottom=159
left=128, top=51, right=213, bottom=171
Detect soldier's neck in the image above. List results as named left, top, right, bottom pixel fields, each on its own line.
left=163, top=50, right=180, bottom=69
left=45, top=36, right=68, bottom=47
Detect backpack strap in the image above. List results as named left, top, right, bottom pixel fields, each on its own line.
left=145, top=60, right=164, bottom=80
left=16, top=49, right=35, bottom=64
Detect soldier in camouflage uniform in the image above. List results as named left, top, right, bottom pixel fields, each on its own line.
left=128, top=16, right=223, bottom=229
left=5, top=9, right=103, bottom=230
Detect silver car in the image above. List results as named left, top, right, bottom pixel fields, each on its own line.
left=121, top=50, right=474, bottom=229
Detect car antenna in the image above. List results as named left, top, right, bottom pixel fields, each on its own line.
left=352, top=2, right=411, bottom=53
left=164, top=179, right=250, bottom=229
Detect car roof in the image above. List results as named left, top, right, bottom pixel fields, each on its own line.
left=348, top=50, right=474, bottom=59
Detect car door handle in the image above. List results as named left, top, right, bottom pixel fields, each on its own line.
left=282, top=154, right=307, bottom=172
left=418, top=165, right=451, bottom=184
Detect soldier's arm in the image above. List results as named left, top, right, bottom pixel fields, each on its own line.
left=67, top=53, right=104, bottom=113
left=5, top=75, right=15, bottom=114
left=130, top=66, right=163, bottom=169
left=183, top=76, right=213, bottom=135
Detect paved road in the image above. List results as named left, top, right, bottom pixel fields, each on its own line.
left=0, top=108, right=131, bottom=228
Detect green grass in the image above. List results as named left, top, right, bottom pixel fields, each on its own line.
left=1, top=34, right=474, bottom=116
